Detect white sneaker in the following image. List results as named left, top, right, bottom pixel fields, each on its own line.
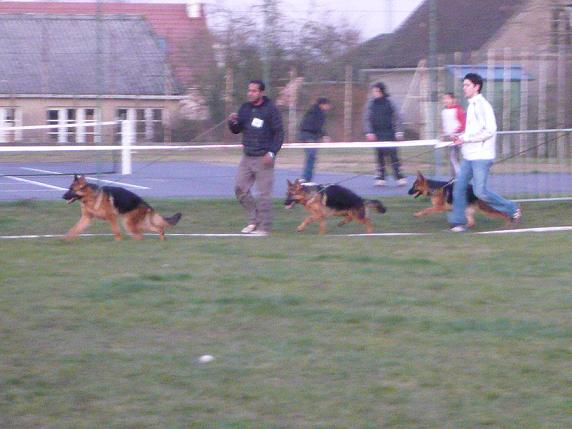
left=449, top=225, right=468, bottom=233
left=397, top=177, right=408, bottom=186
left=241, top=224, right=257, bottom=234
left=511, top=207, right=522, bottom=224
left=250, top=230, right=269, bottom=236
left=374, top=179, right=386, bottom=187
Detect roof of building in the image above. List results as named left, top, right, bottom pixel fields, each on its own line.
left=0, top=2, right=214, bottom=90
left=0, top=14, right=179, bottom=95
left=350, top=0, right=526, bottom=69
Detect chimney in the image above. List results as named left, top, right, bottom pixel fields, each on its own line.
left=187, top=1, right=203, bottom=19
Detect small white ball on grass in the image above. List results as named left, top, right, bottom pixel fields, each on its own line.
left=198, top=354, right=214, bottom=363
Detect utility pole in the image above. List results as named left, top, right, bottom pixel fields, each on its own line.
left=385, top=0, right=393, bottom=33
left=428, top=0, right=440, bottom=174
left=261, top=0, right=276, bottom=95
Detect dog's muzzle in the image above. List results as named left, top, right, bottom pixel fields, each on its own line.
left=284, top=199, right=296, bottom=209
left=408, top=187, right=422, bottom=198
left=62, top=190, right=80, bottom=204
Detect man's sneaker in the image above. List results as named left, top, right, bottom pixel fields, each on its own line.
left=250, top=230, right=269, bottom=237
left=449, top=225, right=468, bottom=233
left=241, top=224, right=257, bottom=234
left=511, top=207, right=522, bottom=224
left=374, top=179, right=387, bottom=187
left=397, top=177, right=408, bottom=186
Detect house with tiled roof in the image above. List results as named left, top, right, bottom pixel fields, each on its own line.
left=347, top=0, right=572, bottom=136
left=0, top=2, right=214, bottom=144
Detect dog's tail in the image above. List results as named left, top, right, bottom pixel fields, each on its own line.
left=163, top=212, right=182, bottom=227
left=365, top=200, right=387, bottom=214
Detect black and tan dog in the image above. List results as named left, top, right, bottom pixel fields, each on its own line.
left=285, top=179, right=386, bottom=234
left=62, top=175, right=181, bottom=240
left=408, top=171, right=510, bottom=227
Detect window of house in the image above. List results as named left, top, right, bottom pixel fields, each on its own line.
left=0, top=107, right=21, bottom=143
left=551, top=6, right=572, bottom=50
left=46, top=108, right=100, bottom=144
left=115, top=108, right=164, bottom=143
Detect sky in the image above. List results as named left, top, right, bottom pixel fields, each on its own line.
left=12, top=0, right=425, bottom=41
left=203, top=0, right=425, bottom=41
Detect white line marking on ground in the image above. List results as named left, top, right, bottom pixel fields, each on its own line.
left=0, top=233, right=263, bottom=239
left=335, top=233, right=429, bottom=236
left=2, top=227, right=572, bottom=240
left=5, top=176, right=67, bottom=191
left=0, top=189, right=58, bottom=193
left=513, top=197, right=572, bottom=203
left=476, top=226, right=572, bottom=234
left=20, top=167, right=151, bottom=190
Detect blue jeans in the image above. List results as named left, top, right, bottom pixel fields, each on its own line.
left=302, top=148, right=317, bottom=182
left=447, top=159, right=518, bottom=226
left=299, top=131, right=319, bottom=182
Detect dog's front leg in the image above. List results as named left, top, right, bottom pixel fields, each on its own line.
left=297, top=215, right=317, bottom=232
left=64, top=215, right=92, bottom=240
left=108, top=216, right=122, bottom=241
left=318, top=217, right=328, bottom=235
left=337, top=215, right=352, bottom=227
left=414, top=207, right=445, bottom=217
left=465, top=207, right=476, bottom=228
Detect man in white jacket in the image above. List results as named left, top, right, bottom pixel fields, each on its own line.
left=448, top=73, right=521, bottom=232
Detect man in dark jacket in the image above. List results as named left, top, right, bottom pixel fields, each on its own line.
left=363, top=82, right=407, bottom=186
left=228, top=80, right=284, bottom=235
left=298, top=97, right=331, bottom=182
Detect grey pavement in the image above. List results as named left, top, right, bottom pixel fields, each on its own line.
left=1, top=160, right=572, bottom=201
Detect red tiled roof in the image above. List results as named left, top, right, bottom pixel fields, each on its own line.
left=0, top=2, right=215, bottom=89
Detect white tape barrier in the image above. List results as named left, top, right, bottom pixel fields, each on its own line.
left=0, top=137, right=441, bottom=176
left=0, top=139, right=440, bottom=152
left=2, top=125, right=570, bottom=176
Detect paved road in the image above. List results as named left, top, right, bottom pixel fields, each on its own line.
left=1, top=160, right=572, bottom=201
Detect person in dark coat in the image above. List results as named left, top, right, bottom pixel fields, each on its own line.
left=228, top=80, right=284, bottom=235
left=363, top=82, right=407, bottom=186
left=297, top=97, right=331, bottom=182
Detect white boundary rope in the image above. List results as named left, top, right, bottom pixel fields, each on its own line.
left=0, top=140, right=439, bottom=152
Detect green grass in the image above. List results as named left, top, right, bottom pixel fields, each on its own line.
left=1, top=198, right=572, bottom=428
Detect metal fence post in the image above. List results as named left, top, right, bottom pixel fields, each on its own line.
left=121, top=119, right=134, bottom=175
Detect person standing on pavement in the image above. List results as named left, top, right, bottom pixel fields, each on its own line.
left=298, top=97, right=332, bottom=183
left=228, top=80, right=284, bottom=236
left=448, top=73, right=521, bottom=232
left=363, top=82, right=407, bottom=187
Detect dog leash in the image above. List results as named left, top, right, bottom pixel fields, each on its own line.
left=333, top=144, right=446, bottom=186
left=429, top=132, right=570, bottom=191
left=131, top=119, right=229, bottom=175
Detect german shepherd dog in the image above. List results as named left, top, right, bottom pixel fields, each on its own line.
left=284, top=179, right=387, bottom=234
left=62, top=175, right=181, bottom=240
left=408, top=171, right=510, bottom=227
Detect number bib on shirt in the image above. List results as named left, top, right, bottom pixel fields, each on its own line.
left=251, top=118, right=264, bottom=128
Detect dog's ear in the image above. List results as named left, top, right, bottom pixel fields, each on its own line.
left=287, top=179, right=292, bottom=187
left=73, top=174, right=79, bottom=181
left=416, top=171, right=425, bottom=181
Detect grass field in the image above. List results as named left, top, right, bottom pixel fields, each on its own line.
left=1, top=197, right=572, bottom=428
